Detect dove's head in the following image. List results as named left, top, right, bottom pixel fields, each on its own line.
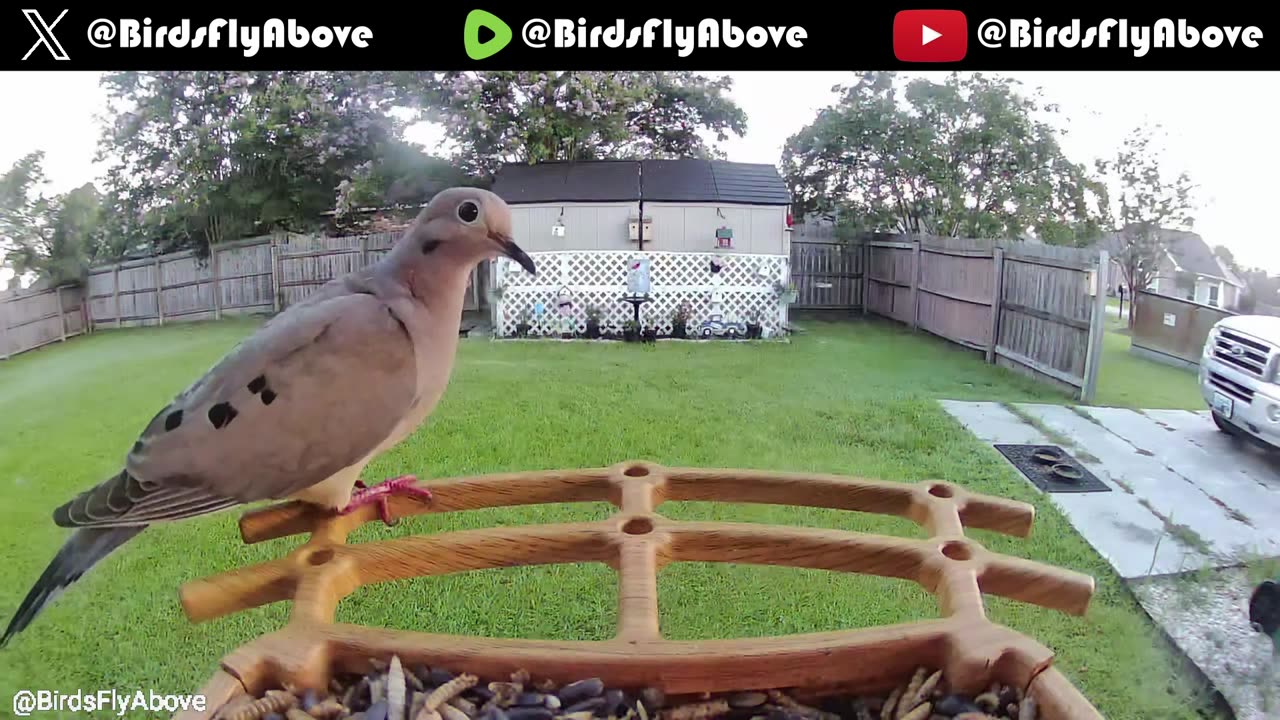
left=407, top=186, right=535, bottom=277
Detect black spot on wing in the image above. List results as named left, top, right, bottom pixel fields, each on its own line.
left=248, top=375, right=267, bottom=394
left=165, top=410, right=183, bottom=431
left=207, top=402, right=238, bottom=429
left=260, top=389, right=277, bottom=405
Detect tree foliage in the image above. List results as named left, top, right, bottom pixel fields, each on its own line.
left=1094, top=123, right=1197, bottom=325
left=781, top=71, right=1109, bottom=243
left=96, top=71, right=419, bottom=255
left=0, top=152, right=106, bottom=286
left=389, top=71, right=748, bottom=176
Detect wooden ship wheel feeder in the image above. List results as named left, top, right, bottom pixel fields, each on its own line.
left=177, top=460, right=1104, bottom=720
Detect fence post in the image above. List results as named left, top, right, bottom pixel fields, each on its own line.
left=270, top=242, right=282, bottom=313
left=211, top=246, right=223, bottom=321
left=154, top=255, right=165, bottom=326
left=113, top=263, right=122, bottom=328
left=359, top=235, right=370, bottom=268
left=1081, top=249, right=1109, bottom=404
left=910, top=240, right=921, bottom=329
left=861, top=239, right=869, bottom=316
left=55, top=286, right=66, bottom=342
left=987, top=246, right=1005, bottom=364
left=0, top=298, right=9, bottom=360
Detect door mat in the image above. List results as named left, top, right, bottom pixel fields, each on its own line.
left=992, top=444, right=1111, bottom=494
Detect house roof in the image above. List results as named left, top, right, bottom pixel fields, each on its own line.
left=1157, top=229, right=1245, bottom=286
left=1095, top=227, right=1245, bottom=287
left=489, top=159, right=791, bottom=206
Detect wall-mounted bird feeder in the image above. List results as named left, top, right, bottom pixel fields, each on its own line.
left=628, top=215, right=653, bottom=243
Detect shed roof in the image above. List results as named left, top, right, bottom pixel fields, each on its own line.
left=488, top=160, right=641, bottom=203
left=489, top=159, right=791, bottom=206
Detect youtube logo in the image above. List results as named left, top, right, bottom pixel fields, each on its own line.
left=893, top=10, right=968, bottom=62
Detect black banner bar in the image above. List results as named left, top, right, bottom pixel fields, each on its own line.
left=2, top=5, right=1275, bottom=70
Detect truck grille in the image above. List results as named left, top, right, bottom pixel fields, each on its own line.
left=1209, top=371, right=1254, bottom=404
left=1212, top=329, right=1273, bottom=378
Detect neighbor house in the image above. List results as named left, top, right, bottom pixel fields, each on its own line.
left=486, top=158, right=794, bottom=337
left=1102, top=228, right=1245, bottom=309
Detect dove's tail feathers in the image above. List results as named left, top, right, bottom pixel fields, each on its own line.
left=1, top=524, right=146, bottom=648
left=52, top=468, right=239, bottom=528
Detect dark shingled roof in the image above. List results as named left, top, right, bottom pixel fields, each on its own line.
left=488, top=160, right=640, bottom=203
left=1157, top=229, right=1243, bottom=285
left=489, top=159, right=791, bottom=206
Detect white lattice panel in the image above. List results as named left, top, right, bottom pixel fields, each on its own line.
left=492, top=251, right=790, bottom=338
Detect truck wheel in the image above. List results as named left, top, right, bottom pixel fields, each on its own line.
left=1212, top=412, right=1238, bottom=435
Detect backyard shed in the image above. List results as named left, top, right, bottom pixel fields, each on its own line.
left=487, top=158, right=795, bottom=338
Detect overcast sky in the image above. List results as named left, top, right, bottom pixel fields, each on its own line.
left=2, top=70, right=1278, bottom=290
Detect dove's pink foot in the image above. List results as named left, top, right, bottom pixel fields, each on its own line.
left=338, top=475, right=433, bottom=526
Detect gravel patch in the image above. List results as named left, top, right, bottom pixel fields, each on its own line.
left=1129, top=566, right=1280, bottom=720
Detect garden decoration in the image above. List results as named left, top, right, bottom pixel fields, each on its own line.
left=556, top=288, right=576, bottom=339
left=176, top=460, right=1104, bottom=720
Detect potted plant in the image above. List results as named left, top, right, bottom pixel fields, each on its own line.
left=584, top=306, right=603, bottom=339
left=670, top=301, right=691, bottom=339
left=746, top=309, right=763, bottom=340
left=641, top=317, right=658, bottom=343
left=622, top=319, right=640, bottom=343
left=515, top=308, right=532, bottom=338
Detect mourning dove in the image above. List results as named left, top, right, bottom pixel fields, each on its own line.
left=1, top=187, right=536, bottom=646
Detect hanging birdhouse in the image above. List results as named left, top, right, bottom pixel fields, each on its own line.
left=715, top=226, right=734, bottom=249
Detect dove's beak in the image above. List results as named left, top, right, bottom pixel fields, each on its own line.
left=492, top=231, right=536, bottom=275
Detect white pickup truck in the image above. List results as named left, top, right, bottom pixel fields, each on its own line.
left=1200, top=314, right=1280, bottom=450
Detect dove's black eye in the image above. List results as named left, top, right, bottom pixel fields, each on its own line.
left=457, top=201, right=480, bottom=224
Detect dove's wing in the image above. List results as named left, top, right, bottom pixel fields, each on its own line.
left=51, top=289, right=419, bottom=529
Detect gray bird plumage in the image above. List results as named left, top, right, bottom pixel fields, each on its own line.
left=2, top=187, right=535, bottom=646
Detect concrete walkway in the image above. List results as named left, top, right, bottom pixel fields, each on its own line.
left=941, top=400, right=1280, bottom=719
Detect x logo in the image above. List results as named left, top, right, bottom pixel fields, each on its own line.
left=22, top=9, right=70, bottom=61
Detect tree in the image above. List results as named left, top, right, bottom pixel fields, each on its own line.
left=96, top=71, right=406, bottom=256
left=0, top=152, right=106, bottom=285
left=780, top=71, right=1109, bottom=243
left=1094, top=123, right=1197, bottom=327
left=332, top=138, right=476, bottom=232
left=389, top=72, right=748, bottom=176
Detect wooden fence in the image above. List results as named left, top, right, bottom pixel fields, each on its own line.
left=1130, top=290, right=1232, bottom=370
left=790, top=230, right=1108, bottom=401
left=0, top=284, right=87, bottom=359
left=79, top=231, right=485, bottom=330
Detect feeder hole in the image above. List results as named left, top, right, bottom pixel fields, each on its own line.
left=308, top=549, right=335, bottom=566
left=622, top=517, right=654, bottom=535
left=941, top=541, right=972, bottom=562
left=928, top=484, right=954, bottom=498
left=624, top=465, right=650, bottom=477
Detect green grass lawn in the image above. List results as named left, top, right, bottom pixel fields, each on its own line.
left=0, top=316, right=1219, bottom=719
left=1093, top=306, right=1205, bottom=410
